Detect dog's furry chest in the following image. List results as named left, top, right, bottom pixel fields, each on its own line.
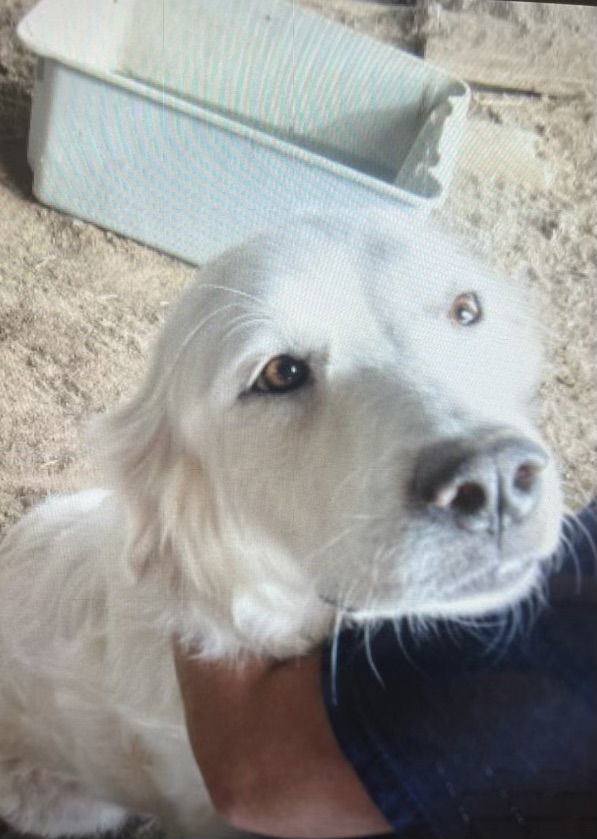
left=0, top=492, right=212, bottom=823
left=0, top=488, right=327, bottom=835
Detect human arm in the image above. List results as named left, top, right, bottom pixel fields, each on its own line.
left=173, top=644, right=393, bottom=839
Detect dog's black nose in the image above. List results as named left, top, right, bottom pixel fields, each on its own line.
left=412, top=435, right=548, bottom=533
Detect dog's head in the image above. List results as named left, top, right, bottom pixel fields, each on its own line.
left=94, top=212, right=562, bottom=652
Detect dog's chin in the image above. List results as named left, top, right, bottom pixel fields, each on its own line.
left=328, top=558, right=547, bottom=624
left=405, top=560, right=546, bottom=621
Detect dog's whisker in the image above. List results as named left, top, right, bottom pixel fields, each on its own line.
left=564, top=507, right=597, bottom=568
left=329, top=449, right=397, bottom=507
left=341, top=512, right=387, bottom=522
left=219, top=314, right=277, bottom=347
left=391, top=617, right=425, bottom=674
left=329, top=608, right=345, bottom=707
left=556, top=530, right=582, bottom=593
left=476, top=604, right=518, bottom=660
left=199, top=282, right=266, bottom=309
left=364, top=622, right=386, bottom=689
left=199, top=282, right=297, bottom=348
left=302, top=526, right=357, bottom=566
left=169, top=301, right=246, bottom=374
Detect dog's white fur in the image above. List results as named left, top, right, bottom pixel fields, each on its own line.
left=0, top=212, right=562, bottom=837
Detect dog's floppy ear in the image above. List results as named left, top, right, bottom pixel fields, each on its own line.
left=89, top=383, right=168, bottom=579
left=88, top=375, right=203, bottom=584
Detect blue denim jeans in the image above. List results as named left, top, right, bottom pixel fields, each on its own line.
left=322, top=503, right=597, bottom=838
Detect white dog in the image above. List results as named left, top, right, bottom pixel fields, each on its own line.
left=0, top=211, right=562, bottom=837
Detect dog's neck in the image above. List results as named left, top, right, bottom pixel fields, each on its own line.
left=101, top=490, right=334, bottom=661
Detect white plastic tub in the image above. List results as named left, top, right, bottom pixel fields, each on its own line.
left=18, top=0, right=470, bottom=264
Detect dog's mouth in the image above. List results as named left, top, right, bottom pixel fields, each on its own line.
left=319, top=553, right=547, bottom=621
left=413, top=555, right=545, bottom=618
left=319, top=593, right=358, bottom=613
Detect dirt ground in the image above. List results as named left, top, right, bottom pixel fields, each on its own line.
left=0, top=0, right=596, bottom=837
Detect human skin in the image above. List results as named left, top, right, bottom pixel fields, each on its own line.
left=173, top=643, right=393, bottom=839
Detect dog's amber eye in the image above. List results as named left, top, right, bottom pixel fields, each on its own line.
left=450, top=292, right=482, bottom=326
left=252, top=355, right=310, bottom=394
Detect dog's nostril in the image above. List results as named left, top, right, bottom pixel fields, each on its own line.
left=430, top=479, right=487, bottom=515
left=452, top=482, right=486, bottom=515
left=513, top=462, right=539, bottom=493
